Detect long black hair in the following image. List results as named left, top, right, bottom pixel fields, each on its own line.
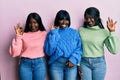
left=54, top=10, right=71, bottom=27
left=24, top=12, right=46, bottom=32
left=83, top=7, right=104, bottom=29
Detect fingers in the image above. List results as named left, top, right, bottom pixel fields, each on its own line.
left=107, top=17, right=112, bottom=25
left=14, top=23, right=21, bottom=30
left=114, top=21, right=117, bottom=25
left=107, top=17, right=117, bottom=24
left=107, top=17, right=117, bottom=32
left=107, top=17, right=117, bottom=27
left=14, top=23, right=24, bottom=35
left=50, top=25, right=54, bottom=29
left=17, top=23, right=21, bottom=27
left=50, top=24, right=57, bottom=29
left=108, top=17, right=113, bottom=23
left=77, top=66, right=82, bottom=80
left=66, top=61, right=74, bottom=68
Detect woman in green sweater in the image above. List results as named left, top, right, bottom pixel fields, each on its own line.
left=79, top=7, right=119, bottom=80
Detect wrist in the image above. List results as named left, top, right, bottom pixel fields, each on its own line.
left=108, top=29, right=115, bottom=32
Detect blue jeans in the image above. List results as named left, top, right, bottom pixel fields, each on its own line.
left=48, top=57, right=77, bottom=80
left=80, top=56, right=106, bottom=80
left=19, top=57, right=46, bottom=80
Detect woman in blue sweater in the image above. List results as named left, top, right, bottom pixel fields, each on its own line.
left=44, top=10, right=82, bottom=80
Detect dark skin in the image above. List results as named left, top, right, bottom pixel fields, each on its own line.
left=14, top=23, right=24, bottom=35
left=66, top=61, right=74, bottom=68
left=107, top=17, right=117, bottom=32
left=51, top=19, right=74, bottom=68
left=14, top=18, right=39, bottom=35
left=51, top=18, right=82, bottom=80
left=77, top=66, right=82, bottom=80
left=85, top=14, right=117, bottom=32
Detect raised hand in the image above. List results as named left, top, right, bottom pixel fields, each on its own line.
left=50, top=24, right=57, bottom=30
left=14, top=23, right=24, bottom=35
left=107, top=17, right=117, bottom=32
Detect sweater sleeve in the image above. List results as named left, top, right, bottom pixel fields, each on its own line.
left=9, top=35, right=23, bottom=57
left=69, top=32, right=83, bottom=65
left=105, top=32, right=119, bottom=54
left=44, top=28, right=60, bottom=56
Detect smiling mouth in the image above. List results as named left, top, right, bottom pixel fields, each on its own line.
left=30, top=27, right=38, bottom=31
left=60, top=24, right=68, bottom=27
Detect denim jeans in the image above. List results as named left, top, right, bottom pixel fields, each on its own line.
left=19, top=57, right=46, bottom=80
left=80, top=56, right=106, bottom=80
left=48, top=57, right=77, bottom=80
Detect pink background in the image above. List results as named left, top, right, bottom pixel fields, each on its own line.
left=0, top=0, right=120, bottom=80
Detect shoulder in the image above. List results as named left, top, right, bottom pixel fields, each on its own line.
left=22, top=32, right=29, bottom=36
left=68, top=27, right=80, bottom=36
left=100, top=28, right=109, bottom=36
left=38, top=30, right=47, bottom=33
left=38, top=30, right=47, bottom=35
left=79, top=27, right=86, bottom=30
left=78, top=27, right=86, bottom=33
left=46, top=28, right=59, bottom=38
left=42, top=31, right=47, bottom=35
left=49, top=28, right=59, bottom=33
left=69, top=27, right=78, bottom=33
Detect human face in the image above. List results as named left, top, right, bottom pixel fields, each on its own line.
left=29, top=18, right=39, bottom=32
left=85, top=14, right=95, bottom=27
left=59, top=19, right=69, bottom=28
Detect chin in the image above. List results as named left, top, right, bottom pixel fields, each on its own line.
left=31, top=30, right=38, bottom=32
left=88, top=24, right=94, bottom=27
left=59, top=26, right=64, bottom=28
left=62, top=25, right=67, bottom=28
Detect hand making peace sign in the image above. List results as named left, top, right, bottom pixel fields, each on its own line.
left=14, top=23, right=24, bottom=35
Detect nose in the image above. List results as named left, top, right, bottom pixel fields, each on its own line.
left=63, top=20, right=66, bottom=24
left=63, top=20, right=69, bottom=24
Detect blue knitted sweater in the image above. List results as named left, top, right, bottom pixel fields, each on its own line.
left=44, top=27, right=82, bottom=65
